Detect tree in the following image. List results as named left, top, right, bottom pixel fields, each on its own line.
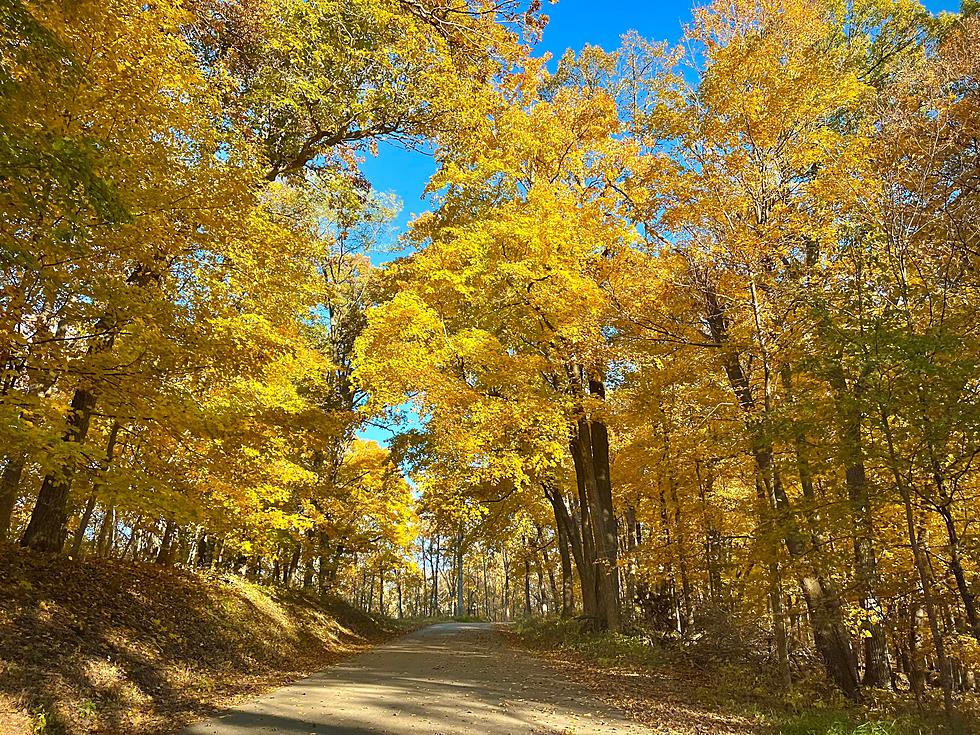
left=355, top=77, right=636, bottom=630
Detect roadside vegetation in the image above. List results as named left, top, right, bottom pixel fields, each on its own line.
left=515, top=618, right=978, bottom=735
left=0, top=546, right=399, bottom=735
left=3, top=0, right=980, bottom=732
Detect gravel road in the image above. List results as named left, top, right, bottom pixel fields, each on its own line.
left=180, top=622, right=654, bottom=735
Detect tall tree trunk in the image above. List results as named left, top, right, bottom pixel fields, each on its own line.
left=572, top=406, right=621, bottom=631
left=555, top=460, right=599, bottom=623
left=69, top=421, right=121, bottom=558
left=880, top=406, right=955, bottom=719
left=936, top=503, right=980, bottom=641
left=764, top=438, right=861, bottom=701
left=705, top=287, right=860, bottom=700
left=419, top=540, right=428, bottom=613
left=396, top=570, right=404, bottom=619
left=156, top=519, right=177, bottom=565
left=95, top=506, right=114, bottom=557
left=21, top=387, right=99, bottom=552
left=482, top=552, right=491, bottom=619
left=523, top=552, right=532, bottom=617
left=827, top=366, right=890, bottom=686
left=548, top=489, right=585, bottom=610
left=432, top=535, right=440, bottom=615
left=907, top=604, right=926, bottom=699
left=197, top=533, right=212, bottom=568
left=695, top=461, right=726, bottom=608
left=0, top=455, right=26, bottom=541
left=540, top=529, right=561, bottom=616
left=586, top=378, right=622, bottom=631
left=316, top=531, right=330, bottom=593
left=69, top=494, right=98, bottom=557
left=121, top=515, right=143, bottom=559
left=623, top=505, right=639, bottom=624
left=501, top=546, right=510, bottom=621
left=534, top=545, right=547, bottom=614
left=667, top=471, right=694, bottom=631
left=285, top=543, right=301, bottom=587
left=658, top=478, right=679, bottom=633
left=455, top=529, right=465, bottom=618
left=301, top=529, right=316, bottom=587
left=768, top=558, right=792, bottom=690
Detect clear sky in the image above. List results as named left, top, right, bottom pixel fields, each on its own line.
left=356, top=0, right=961, bottom=447
left=359, top=0, right=706, bottom=255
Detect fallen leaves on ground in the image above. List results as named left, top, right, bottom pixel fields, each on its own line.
left=0, top=546, right=400, bottom=735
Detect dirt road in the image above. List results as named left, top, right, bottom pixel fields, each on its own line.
left=181, top=622, right=654, bottom=735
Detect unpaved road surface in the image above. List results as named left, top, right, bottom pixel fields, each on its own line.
left=181, top=622, right=655, bottom=735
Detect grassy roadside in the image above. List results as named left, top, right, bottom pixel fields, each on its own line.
left=509, top=618, right=974, bottom=735
left=0, top=545, right=407, bottom=735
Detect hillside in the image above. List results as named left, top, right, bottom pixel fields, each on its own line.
left=0, top=546, right=398, bottom=735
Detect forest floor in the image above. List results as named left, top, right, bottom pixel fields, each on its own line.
left=0, top=545, right=401, bottom=735
left=512, top=618, right=978, bottom=735
left=2, top=547, right=975, bottom=735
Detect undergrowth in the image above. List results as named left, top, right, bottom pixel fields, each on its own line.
left=515, top=617, right=969, bottom=735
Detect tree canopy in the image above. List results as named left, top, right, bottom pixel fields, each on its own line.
left=3, top=0, right=980, bottom=717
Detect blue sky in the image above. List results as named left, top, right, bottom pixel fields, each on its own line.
left=356, top=0, right=961, bottom=448
left=359, top=1, right=705, bottom=258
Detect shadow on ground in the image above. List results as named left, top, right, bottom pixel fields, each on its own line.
left=182, top=623, right=656, bottom=735
left=0, top=544, right=391, bottom=734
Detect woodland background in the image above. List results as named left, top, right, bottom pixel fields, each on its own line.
left=2, top=0, right=980, bottom=730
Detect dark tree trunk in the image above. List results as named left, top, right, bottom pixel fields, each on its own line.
left=539, top=528, right=561, bottom=616
left=121, top=515, right=143, bottom=559
left=564, top=450, right=601, bottom=625
left=69, top=494, right=97, bottom=557
left=21, top=387, right=99, bottom=552
left=455, top=530, right=465, bottom=618
left=70, top=421, right=121, bottom=558
left=302, top=529, right=316, bottom=588
left=285, top=543, right=302, bottom=587
left=544, top=486, right=577, bottom=618
left=759, top=438, right=861, bottom=701
left=571, top=407, right=621, bottom=632
left=95, top=506, right=115, bottom=557
left=431, top=536, right=440, bottom=615
left=197, top=533, right=212, bottom=568
left=827, top=366, right=890, bottom=686
left=523, top=553, right=532, bottom=617
left=316, top=531, right=330, bottom=593
left=0, top=455, right=26, bottom=541
left=156, top=519, right=177, bottom=565
left=666, top=468, right=694, bottom=631
left=502, top=547, right=510, bottom=621
left=704, top=287, right=861, bottom=701
left=937, top=503, right=980, bottom=640
left=586, top=379, right=623, bottom=631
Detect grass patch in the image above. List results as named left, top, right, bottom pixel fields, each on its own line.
left=451, top=614, right=486, bottom=623
left=518, top=616, right=666, bottom=668
left=777, top=711, right=909, bottom=735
